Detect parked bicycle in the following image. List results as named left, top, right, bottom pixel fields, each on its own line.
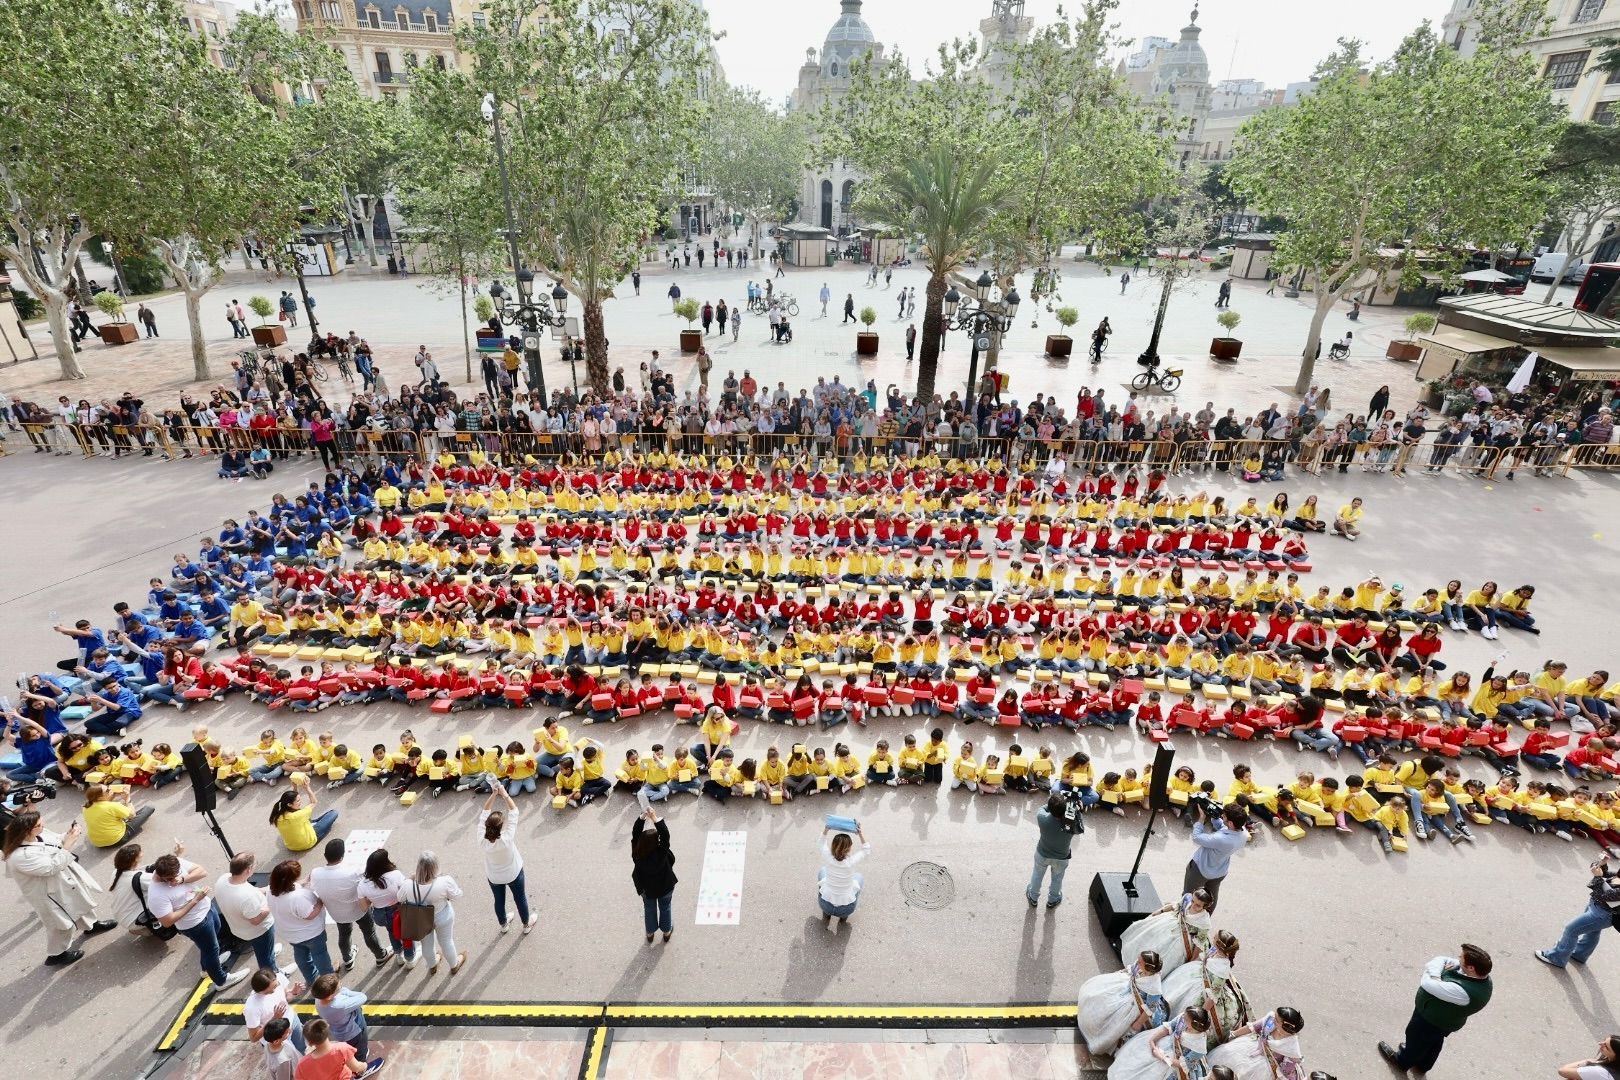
left=1129, top=355, right=1181, bottom=392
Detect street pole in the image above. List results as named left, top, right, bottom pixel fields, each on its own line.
left=488, top=97, right=545, bottom=404
left=964, top=314, right=983, bottom=405
left=1137, top=271, right=1175, bottom=367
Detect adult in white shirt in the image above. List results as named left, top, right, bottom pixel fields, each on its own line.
left=146, top=852, right=247, bottom=989
left=479, top=787, right=538, bottom=934
left=244, top=967, right=306, bottom=1052
left=1560, top=1036, right=1620, bottom=1079
left=309, top=838, right=391, bottom=970
left=354, top=849, right=417, bottom=968
left=403, top=851, right=464, bottom=975
left=215, top=850, right=278, bottom=971
left=266, top=858, right=333, bottom=985
left=3, top=810, right=119, bottom=966
left=816, top=824, right=869, bottom=925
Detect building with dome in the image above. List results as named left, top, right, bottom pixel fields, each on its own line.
left=789, top=0, right=888, bottom=235
left=1124, top=6, right=1213, bottom=166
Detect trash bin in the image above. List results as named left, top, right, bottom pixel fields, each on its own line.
left=387, top=255, right=399, bottom=275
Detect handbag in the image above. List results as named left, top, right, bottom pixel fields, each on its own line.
left=397, top=881, right=436, bottom=942
left=132, top=873, right=178, bottom=941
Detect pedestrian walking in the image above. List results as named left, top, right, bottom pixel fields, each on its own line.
left=906, top=287, right=916, bottom=317
left=1377, top=944, right=1493, bottom=1075
left=1119, top=271, right=1131, bottom=294
left=1266, top=273, right=1278, bottom=296
left=227, top=301, right=245, bottom=339
left=701, top=300, right=714, bottom=335
left=668, top=282, right=681, bottom=311
left=843, top=294, right=856, bottom=324
left=138, top=303, right=158, bottom=336
left=819, top=283, right=830, bottom=317
left=631, top=268, right=641, bottom=295
left=697, top=248, right=705, bottom=268
left=905, top=323, right=917, bottom=360
left=731, top=306, right=741, bottom=341
left=817, top=821, right=868, bottom=926
left=884, top=266, right=892, bottom=288
left=1027, top=793, right=1075, bottom=908
left=479, top=787, right=538, bottom=934
left=2, top=810, right=119, bottom=969
left=1537, top=855, right=1620, bottom=969
left=279, top=292, right=298, bottom=328
left=310, top=839, right=392, bottom=970
left=356, top=849, right=417, bottom=969
left=897, top=289, right=906, bottom=318
left=631, top=809, right=678, bottom=944
left=716, top=299, right=728, bottom=334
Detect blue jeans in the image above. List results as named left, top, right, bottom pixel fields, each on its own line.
left=507, top=776, right=536, bottom=796
left=1543, top=899, right=1612, bottom=965
left=179, top=905, right=230, bottom=985
left=370, top=905, right=416, bottom=962
left=1292, top=728, right=1342, bottom=754
left=290, top=930, right=334, bottom=984
left=817, top=867, right=862, bottom=918
left=244, top=926, right=277, bottom=972
left=490, top=870, right=532, bottom=926
left=1027, top=853, right=1070, bottom=904
left=310, top=809, right=339, bottom=844
left=642, top=889, right=673, bottom=935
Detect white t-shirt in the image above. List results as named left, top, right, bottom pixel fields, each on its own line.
left=309, top=863, right=368, bottom=923
left=355, top=868, right=407, bottom=909
left=1576, top=1066, right=1617, bottom=1080
left=818, top=840, right=869, bottom=906
left=479, top=810, right=523, bottom=885
left=242, top=972, right=295, bottom=1038
left=144, top=858, right=209, bottom=931
left=108, top=869, right=157, bottom=928
left=214, top=874, right=273, bottom=941
left=402, top=876, right=462, bottom=914
left=265, top=885, right=325, bottom=944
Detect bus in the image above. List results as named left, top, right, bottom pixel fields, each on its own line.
left=1573, top=262, right=1620, bottom=317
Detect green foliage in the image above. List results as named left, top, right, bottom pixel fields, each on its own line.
left=859, top=306, right=878, bottom=328
left=474, top=293, right=497, bottom=323
left=12, top=292, right=41, bottom=320
left=1404, top=312, right=1438, bottom=338
left=93, top=291, right=126, bottom=322
left=704, top=86, right=807, bottom=251
left=1216, top=309, right=1242, bottom=335
left=674, top=297, right=701, bottom=324
left=1054, top=306, right=1079, bottom=329
left=248, top=295, right=274, bottom=323
left=1224, top=1, right=1562, bottom=389
left=120, top=246, right=170, bottom=295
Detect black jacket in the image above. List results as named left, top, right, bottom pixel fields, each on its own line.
left=631, top=818, right=678, bottom=897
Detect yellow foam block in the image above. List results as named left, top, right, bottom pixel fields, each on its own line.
left=252, top=643, right=275, bottom=656
left=1297, top=801, right=1335, bottom=827
left=677, top=770, right=695, bottom=783
left=398, top=791, right=418, bottom=806
left=1087, top=672, right=1106, bottom=685
left=1033, top=668, right=1055, bottom=681
left=552, top=795, right=568, bottom=809
left=1168, top=679, right=1192, bottom=694
left=785, top=667, right=803, bottom=680
left=1203, top=683, right=1229, bottom=699
left=289, top=772, right=308, bottom=786
left=851, top=774, right=866, bottom=789
left=321, top=648, right=347, bottom=662
left=696, top=670, right=718, bottom=684
left=1469, top=812, right=1492, bottom=826
left=1390, top=836, right=1408, bottom=852
left=1281, top=823, right=1307, bottom=841
left=816, top=776, right=830, bottom=791
left=802, top=659, right=820, bottom=673
left=1100, top=789, right=1121, bottom=804
left=770, top=791, right=784, bottom=805
left=1169, top=789, right=1190, bottom=805
left=295, top=646, right=325, bottom=661
left=1143, top=676, right=1167, bottom=691
left=1322, top=697, right=1346, bottom=712
left=742, top=781, right=757, bottom=796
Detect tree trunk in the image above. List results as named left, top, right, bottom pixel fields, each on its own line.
left=1295, top=285, right=1336, bottom=395
left=913, top=272, right=947, bottom=403
left=43, top=294, right=83, bottom=380
left=184, top=287, right=210, bottom=381
left=583, top=297, right=610, bottom=393
left=459, top=269, right=472, bottom=383
left=154, top=236, right=218, bottom=382
left=2, top=232, right=84, bottom=379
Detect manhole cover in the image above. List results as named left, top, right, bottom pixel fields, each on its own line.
left=899, top=861, right=955, bottom=909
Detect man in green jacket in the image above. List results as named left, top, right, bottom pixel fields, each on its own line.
left=1378, top=943, right=1493, bottom=1074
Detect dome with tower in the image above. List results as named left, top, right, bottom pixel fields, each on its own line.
left=820, top=0, right=880, bottom=78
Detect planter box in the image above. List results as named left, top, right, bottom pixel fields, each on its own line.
left=1210, top=337, right=1242, bottom=360
left=855, top=332, right=879, bottom=356
left=252, top=324, right=287, bottom=347
left=1386, top=340, right=1422, bottom=362
left=1045, top=334, right=1073, bottom=359
left=100, top=322, right=139, bottom=345
left=679, top=329, right=703, bottom=353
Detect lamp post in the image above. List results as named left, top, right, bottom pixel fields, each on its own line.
left=942, top=269, right=1020, bottom=406
left=283, top=241, right=319, bottom=335
left=482, top=92, right=569, bottom=402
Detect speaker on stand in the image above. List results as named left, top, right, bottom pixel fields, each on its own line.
left=1089, top=744, right=1174, bottom=955
left=181, top=742, right=239, bottom=860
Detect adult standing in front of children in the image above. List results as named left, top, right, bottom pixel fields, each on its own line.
left=631, top=808, right=678, bottom=944
left=817, top=822, right=868, bottom=926
left=479, top=786, right=538, bottom=935
left=2, top=809, right=119, bottom=968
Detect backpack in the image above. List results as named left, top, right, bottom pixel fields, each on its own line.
left=397, top=880, right=437, bottom=942
left=131, top=873, right=178, bottom=940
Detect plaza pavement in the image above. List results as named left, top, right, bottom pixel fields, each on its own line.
left=7, top=248, right=1576, bottom=427
left=2, top=436, right=1618, bottom=1078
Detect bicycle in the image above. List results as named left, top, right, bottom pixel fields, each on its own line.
left=1129, top=357, right=1181, bottom=392
left=1089, top=336, right=1110, bottom=363
left=236, top=348, right=264, bottom=381
left=777, top=295, right=800, bottom=318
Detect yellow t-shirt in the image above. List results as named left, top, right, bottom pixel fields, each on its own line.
left=274, top=806, right=319, bottom=851
left=84, top=800, right=134, bottom=848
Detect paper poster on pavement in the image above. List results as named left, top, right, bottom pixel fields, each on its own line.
left=695, top=830, right=747, bottom=925
left=341, top=829, right=390, bottom=871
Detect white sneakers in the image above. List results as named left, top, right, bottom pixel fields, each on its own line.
left=212, top=968, right=249, bottom=991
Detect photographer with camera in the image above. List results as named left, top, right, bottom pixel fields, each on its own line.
left=1027, top=791, right=1081, bottom=909
left=1536, top=855, right=1620, bottom=969
left=1185, top=797, right=1248, bottom=910
left=2, top=808, right=118, bottom=967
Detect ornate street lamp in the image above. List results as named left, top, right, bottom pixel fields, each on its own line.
left=941, top=271, right=1020, bottom=403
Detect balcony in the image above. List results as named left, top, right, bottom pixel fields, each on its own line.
left=374, top=70, right=404, bottom=87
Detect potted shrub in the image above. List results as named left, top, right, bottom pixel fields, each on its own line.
left=855, top=306, right=879, bottom=355
left=1046, top=306, right=1078, bottom=358
left=674, top=297, right=702, bottom=352
left=1387, top=312, right=1436, bottom=361
left=94, top=291, right=139, bottom=344
left=1210, top=309, right=1242, bottom=359
left=248, top=294, right=286, bottom=346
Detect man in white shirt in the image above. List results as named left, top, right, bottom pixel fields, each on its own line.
left=244, top=968, right=305, bottom=1052
left=309, top=838, right=391, bottom=969
left=214, top=850, right=279, bottom=972
left=146, top=854, right=248, bottom=990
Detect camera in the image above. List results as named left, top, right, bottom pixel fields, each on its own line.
left=1188, top=791, right=1222, bottom=821
left=1057, top=788, right=1086, bottom=834
left=5, top=778, right=58, bottom=805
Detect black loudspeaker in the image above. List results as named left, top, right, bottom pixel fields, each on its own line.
left=1089, top=872, right=1162, bottom=956
left=180, top=742, right=216, bottom=813
left=1147, top=744, right=1174, bottom=811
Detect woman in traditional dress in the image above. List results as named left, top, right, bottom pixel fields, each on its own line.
left=1119, top=888, right=1214, bottom=976
left=1108, top=1005, right=1213, bottom=1080
left=1207, top=1007, right=1306, bottom=1080
left=1079, top=950, right=1168, bottom=1055
left=1164, top=930, right=1249, bottom=1047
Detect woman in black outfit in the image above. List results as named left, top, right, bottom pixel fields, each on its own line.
left=630, top=809, right=678, bottom=944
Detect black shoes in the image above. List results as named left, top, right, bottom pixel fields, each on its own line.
left=45, top=950, right=84, bottom=967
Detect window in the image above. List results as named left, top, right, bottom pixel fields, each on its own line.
left=829, top=61, right=838, bottom=77
left=397, top=12, right=409, bottom=30
left=1546, top=50, right=1589, bottom=89
left=1573, top=0, right=1607, bottom=23
left=424, top=12, right=437, bottom=31
left=433, top=53, right=446, bottom=69
left=1595, top=99, right=1618, bottom=125
left=367, top=9, right=380, bottom=28
left=471, top=10, right=485, bottom=26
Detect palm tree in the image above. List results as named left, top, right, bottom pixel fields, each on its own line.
left=869, top=148, right=1004, bottom=403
